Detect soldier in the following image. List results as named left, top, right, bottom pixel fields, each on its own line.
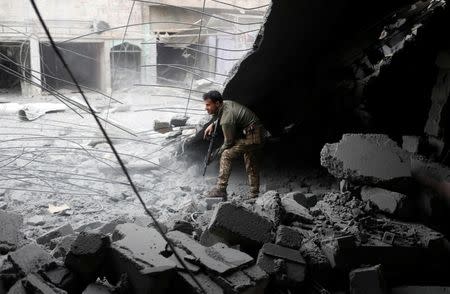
left=203, top=90, right=264, bottom=199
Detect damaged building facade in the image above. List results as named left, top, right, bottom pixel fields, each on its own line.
left=0, top=0, right=266, bottom=96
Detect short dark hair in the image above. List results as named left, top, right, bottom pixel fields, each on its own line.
left=203, top=90, right=223, bottom=103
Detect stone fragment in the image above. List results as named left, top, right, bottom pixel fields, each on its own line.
left=254, top=190, right=284, bottom=226
left=257, top=243, right=306, bottom=283
left=199, top=229, right=228, bottom=247
left=361, top=186, right=408, bottom=215
left=9, top=243, right=55, bottom=275
left=275, top=226, right=303, bottom=249
left=50, top=234, right=78, bottom=259
left=168, top=220, right=194, bottom=235
left=299, top=240, right=331, bottom=277
left=167, top=230, right=253, bottom=274
left=175, top=272, right=224, bottom=294
left=320, top=134, right=412, bottom=186
left=41, top=266, right=71, bottom=288
left=204, top=197, right=224, bottom=210
left=0, top=211, right=23, bottom=254
left=22, top=273, right=67, bottom=294
left=284, top=192, right=317, bottom=208
left=75, top=222, right=104, bottom=232
left=27, top=215, right=45, bottom=226
left=281, top=196, right=313, bottom=224
left=208, top=202, right=274, bottom=246
left=349, top=264, right=387, bottom=294
left=215, top=270, right=253, bottom=293
left=36, top=224, right=74, bottom=246
left=107, top=223, right=175, bottom=294
left=65, top=231, right=110, bottom=285
left=154, top=120, right=172, bottom=133
left=7, top=280, right=26, bottom=294
left=170, top=115, right=189, bottom=127
left=95, top=216, right=129, bottom=235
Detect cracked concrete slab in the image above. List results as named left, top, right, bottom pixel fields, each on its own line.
left=320, top=134, right=412, bottom=186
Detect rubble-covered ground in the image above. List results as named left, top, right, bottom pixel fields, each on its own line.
left=1, top=88, right=450, bottom=293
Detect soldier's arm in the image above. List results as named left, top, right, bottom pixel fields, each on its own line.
left=218, top=123, right=236, bottom=155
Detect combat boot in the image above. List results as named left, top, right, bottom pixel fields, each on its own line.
left=205, top=187, right=227, bottom=199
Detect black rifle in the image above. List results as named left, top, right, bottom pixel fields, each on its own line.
left=203, top=119, right=220, bottom=176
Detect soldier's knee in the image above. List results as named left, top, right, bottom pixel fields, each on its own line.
left=222, top=149, right=232, bottom=159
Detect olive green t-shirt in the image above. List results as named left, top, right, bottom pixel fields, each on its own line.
left=214, top=100, right=260, bottom=154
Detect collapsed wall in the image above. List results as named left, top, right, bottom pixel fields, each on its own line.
left=223, top=0, right=449, bottom=166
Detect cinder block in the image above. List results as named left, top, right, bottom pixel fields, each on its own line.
left=208, top=202, right=274, bottom=246
left=349, top=264, right=387, bottom=294
left=9, top=243, right=55, bottom=275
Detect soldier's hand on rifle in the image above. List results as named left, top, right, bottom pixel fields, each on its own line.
left=203, top=123, right=214, bottom=140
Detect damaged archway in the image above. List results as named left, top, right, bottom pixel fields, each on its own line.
left=110, top=42, right=142, bottom=90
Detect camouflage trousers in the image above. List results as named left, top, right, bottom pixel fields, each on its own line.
left=217, top=139, right=262, bottom=194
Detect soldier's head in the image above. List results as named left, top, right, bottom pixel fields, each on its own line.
left=203, top=90, right=223, bottom=115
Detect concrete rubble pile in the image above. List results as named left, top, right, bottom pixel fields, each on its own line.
left=1, top=133, right=449, bottom=293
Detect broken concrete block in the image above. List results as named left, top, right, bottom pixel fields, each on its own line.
left=254, top=190, right=283, bottom=226
left=214, top=270, right=253, bottom=293
left=1, top=258, right=19, bottom=290
left=281, top=196, right=313, bottom=224
left=9, top=243, right=55, bottom=275
left=36, top=224, right=74, bottom=246
left=257, top=243, right=306, bottom=284
left=95, top=216, right=130, bottom=235
left=199, top=229, right=228, bottom=247
left=242, top=265, right=269, bottom=293
left=23, top=273, right=67, bottom=294
left=402, top=136, right=420, bottom=153
left=168, top=220, right=194, bottom=235
left=284, top=192, right=317, bottom=208
left=107, top=223, right=176, bottom=294
left=300, top=240, right=331, bottom=278
left=334, top=235, right=356, bottom=249
left=392, top=286, right=450, bottom=294
left=167, top=230, right=253, bottom=274
left=75, top=222, right=104, bottom=232
left=154, top=120, right=172, bottom=133
left=41, top=266, right=71, bottom=288
left=82, top=284, right=112, bottom=294
left=175, top=272, right=224, bottom=294
left=170, top=115, right=189, bottom=127
left=204, top=197, right=224, bottom=210
left=7, top=280, right=26, bottom=294
left=275, top=226, right=303, bottom=249
left=27, top=215, right=45, bottom=226
left=0, top=211, right=23, bottom=254
left=349, top=264, right=387, bottom=294
left=208, top=202, right=274, bottom=246
left=360, top=186, right=409, bottom=215
left=50, top=234, right=78, bottom=259
left=320, top=134, right=412, bottom=186
left=133, top=216, right=168, bottom=233
left=65, top=231, right=110, bottom=285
